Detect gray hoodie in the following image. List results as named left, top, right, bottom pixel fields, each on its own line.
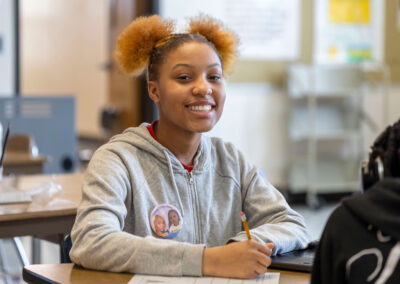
left=70, top=123, right=311, bottom=276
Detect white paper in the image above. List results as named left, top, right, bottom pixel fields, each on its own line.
left=159, top=0, right=300, bottom=60
left=0, top=191, right=32, bottom=204
left=129, top=272, right=279, bottom=284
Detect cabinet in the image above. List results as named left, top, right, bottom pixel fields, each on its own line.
left=287, top=64, right=384, bottom=208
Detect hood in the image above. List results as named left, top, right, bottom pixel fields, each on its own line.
left=105, top=123, right=212, bottom=217
left=108, top=123, right=211, bottom=172
left=343, top=178, right=400, bottom=240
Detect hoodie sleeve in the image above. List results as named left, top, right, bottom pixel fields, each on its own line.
left=228, top=151, right=312, bottom=255
left=69, top=146, right=205, bottom=276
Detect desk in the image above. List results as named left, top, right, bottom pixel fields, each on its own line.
left=3, top=153, right=49, bottom=175
left=0, top=173, right=83, bottom=239
left=22, top=264, right=311, bottom=284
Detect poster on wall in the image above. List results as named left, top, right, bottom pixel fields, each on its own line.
left=314, top=0, right=384, bottom=64
left=159, top=0, right=301, bottom=60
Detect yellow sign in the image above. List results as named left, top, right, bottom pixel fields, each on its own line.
left=329, top=0, right=370, bottom=23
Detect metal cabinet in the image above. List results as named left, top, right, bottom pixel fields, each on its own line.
left=287, top=64, right=387, bottom=208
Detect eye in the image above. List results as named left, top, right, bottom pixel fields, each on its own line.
left=176, top=75, right=191, bottom=81
left=209, top=74, right=222, bottom=82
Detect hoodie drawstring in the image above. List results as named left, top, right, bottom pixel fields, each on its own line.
left=163, top=151, right=185, bottom=217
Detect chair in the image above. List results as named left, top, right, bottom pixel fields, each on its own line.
left=2, top=133, right=47, bottom=176
left=61, top=234, right=72, bottom=263
left=5, top=134, right=38, bottom=156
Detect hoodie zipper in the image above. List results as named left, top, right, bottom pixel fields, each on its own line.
left=187, top=172, right=200, bottom=243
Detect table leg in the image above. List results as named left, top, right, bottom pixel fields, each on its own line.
left=31, top=238, right=41, bottom=264
left=12, top=237, right=30, bottom=266
left=0, top=240, right=13, bottom=284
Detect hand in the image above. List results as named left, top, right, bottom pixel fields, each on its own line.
left=202, top=241, right=274, bottom=279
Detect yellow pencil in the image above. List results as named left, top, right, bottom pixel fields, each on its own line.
left=240, top=211, right=252, bottom=240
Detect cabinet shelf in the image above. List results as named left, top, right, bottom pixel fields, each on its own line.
left=290, top=91, right=361, bottom=99
left=290, top=131, right=360, bottom=142
left=287, top=64, right=365, bottom=197
left=289, top=158, right=360, bottom=193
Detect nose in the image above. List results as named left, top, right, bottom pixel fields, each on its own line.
left=193, top=78, right=212, bottom=96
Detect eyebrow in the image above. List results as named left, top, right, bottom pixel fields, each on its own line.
left=172, top=63, right=221, bottom=70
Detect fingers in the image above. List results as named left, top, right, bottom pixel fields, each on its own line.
left=250, top=241, right=273, bottom=256
left=255, top=250, right=272, bottom=267
left=254, top=262, right=269, bottom=276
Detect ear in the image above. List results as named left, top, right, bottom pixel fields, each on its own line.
left=148, top=81, right=160, bottom=104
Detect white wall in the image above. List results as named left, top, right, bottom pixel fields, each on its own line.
left=207, top=83, right=290, bottom=187
left=387, top=84, right=400, bottom=124
left=207, top=82, right=400, bottom=189
left=0, top=0, right=16, bottom=95
left=20, top=0, right=110, bottom=138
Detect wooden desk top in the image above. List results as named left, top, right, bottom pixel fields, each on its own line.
left=23, top=264, right=311, bottom=284
left=0, top=172, right=83, bottom=222
left=0, top=172, right=84, bottom=238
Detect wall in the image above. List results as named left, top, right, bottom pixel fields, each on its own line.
left=228, top=0, right=400, bottom=84
left=212, top=0, right=400, bottom=188
left=207, top=84, right=289, bottom=187
left=0, top=0, right=16, bottom=95
left=227, top=0, right=313, bottom=85
left=385, top=0, right=400, bottom=82
left=20, top=0, right=110, bottom=138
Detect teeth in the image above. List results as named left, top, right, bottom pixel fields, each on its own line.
left=189, top=105, right=212, bottom=111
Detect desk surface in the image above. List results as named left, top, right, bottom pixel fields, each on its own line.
left=0, top=172, right=83, bottom=238
left=23, top=264, right=311, bottom=284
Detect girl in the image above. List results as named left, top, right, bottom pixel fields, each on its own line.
left=70, top=15, right=311, bottom=279
left=168, top=209, right=182, bottom=233
left=153, top=214, right=168, bottom=237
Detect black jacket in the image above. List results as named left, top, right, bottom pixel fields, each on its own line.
left=311, top=178, right=400, bottom=284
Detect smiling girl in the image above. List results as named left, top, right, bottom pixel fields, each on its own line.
left=70, top=15, right=311, bottom=279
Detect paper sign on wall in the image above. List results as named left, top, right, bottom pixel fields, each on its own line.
left=314, top=0, right=383, bottom=64
left=159, top=0, right=301, bottom=60
left=329, top=0, right=370, bottom=23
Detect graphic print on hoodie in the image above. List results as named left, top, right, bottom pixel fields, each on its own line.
left=312, top=179, right=400, bottom=284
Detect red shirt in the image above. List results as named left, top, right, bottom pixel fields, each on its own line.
left=146, top=121, right=194, bottom=172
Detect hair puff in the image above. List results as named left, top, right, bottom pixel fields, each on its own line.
left=187, top=15, right=238, bottom=74
left=113, top=15, right=175, bottom=75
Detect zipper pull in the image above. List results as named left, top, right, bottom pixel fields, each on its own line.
left=188, top=172, right=194, bottom=185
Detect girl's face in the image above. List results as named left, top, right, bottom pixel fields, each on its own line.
left=148, top=42, right=225, bottom=135
left=154, top=216, right=166, bottom=233
left=169, top=211, right=179, bottom=226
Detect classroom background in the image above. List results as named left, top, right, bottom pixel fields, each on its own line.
left=1, top=0, right=400, bottom=283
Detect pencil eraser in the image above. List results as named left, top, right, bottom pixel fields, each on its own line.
left=240, top=211, right=244, bottom=216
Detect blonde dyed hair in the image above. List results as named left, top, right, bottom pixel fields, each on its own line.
left=113, top=14, right=238, bottom=79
